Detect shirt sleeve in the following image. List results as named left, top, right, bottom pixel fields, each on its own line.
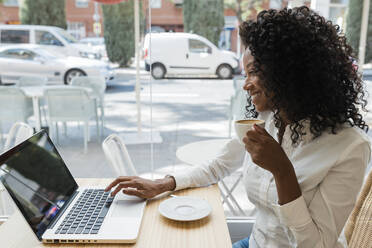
left=170, top=137, right=246, bottom=191
left=272, top=140, right=371, bottom=248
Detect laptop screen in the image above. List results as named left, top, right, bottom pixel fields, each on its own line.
left=0, top=131, right=78, bottom=240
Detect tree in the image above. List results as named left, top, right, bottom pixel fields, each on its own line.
left=346, top=0, right=372, bottom=63
left=102, top=0, right=144, bottom=67
left=20, top=0, right=66, bottom=29
left=183, top=0, right=225, bottom=46
left=224, top=0, right=268, bottom=23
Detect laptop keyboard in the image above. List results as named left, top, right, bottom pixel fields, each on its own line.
left=55, top=189, right=114, bottom=235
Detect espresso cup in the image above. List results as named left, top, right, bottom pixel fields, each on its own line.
left=234, top=119, right=265, bottom=144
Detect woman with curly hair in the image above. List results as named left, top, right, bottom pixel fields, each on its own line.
left=105, top=6, right=371, bottom=248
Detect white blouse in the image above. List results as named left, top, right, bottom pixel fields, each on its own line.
left=171, top=112, right=371, bottom=248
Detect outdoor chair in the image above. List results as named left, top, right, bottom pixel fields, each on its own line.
left=0, top=122, right=34, bottom=224
left=344, top=169, right=372, bottom=247
left=44, top=86, right=99, bottom=153
left=71, top=76, right=106, bottom=137
left=102, top=134, right=163, bottom=179
left=17, top=76, right=48, bottom=125
left=0, top=87, right=33, bottom=145
left=3, top=122, right=34, bottom=152
left=16, top=76, right=48, bottom=87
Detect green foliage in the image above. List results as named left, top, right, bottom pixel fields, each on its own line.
left=103, top=0, right=144, bottom=67
left=224, top=0, right=266, bottom=23
left=346, top=0, right=372, bottom=63
left=20, top=0, right=66, bottom=29
left=183, top=0, right=225, bottom=45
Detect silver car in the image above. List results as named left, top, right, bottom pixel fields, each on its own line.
left=0, top=44, right=114, bottom=85
left=79, top=37, right=108, bottom=61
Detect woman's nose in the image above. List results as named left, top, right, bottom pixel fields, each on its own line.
left=243, top=80, right=253, bottom=91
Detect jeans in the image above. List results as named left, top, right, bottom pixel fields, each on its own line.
left=232, top=237, right=250, bottom=248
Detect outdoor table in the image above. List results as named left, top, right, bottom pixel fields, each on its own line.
left=176, top=139, right=231, bottom=165
left=176, top=139, right=245, bottom=216
left=0, top=178, right=232, bottom=248
left=21, top=86, right=94, bottom=131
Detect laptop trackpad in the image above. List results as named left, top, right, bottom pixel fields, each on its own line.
left=111, top=200, right=144, bottom=218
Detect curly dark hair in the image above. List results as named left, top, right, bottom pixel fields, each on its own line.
left=239, top=6, right=368, bottom=144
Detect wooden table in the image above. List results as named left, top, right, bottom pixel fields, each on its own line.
left=0, top=178, right=232, bottom=248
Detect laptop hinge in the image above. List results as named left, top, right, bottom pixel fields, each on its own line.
left=47, top=190, right=79, bottom=230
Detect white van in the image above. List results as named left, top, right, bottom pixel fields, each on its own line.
left=143, top=32, right=240, bottom=79
left=0, top=25, right=101, bottom=59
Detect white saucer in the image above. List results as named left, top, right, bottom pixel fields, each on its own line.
left=158, top=196, right=212, bottom=221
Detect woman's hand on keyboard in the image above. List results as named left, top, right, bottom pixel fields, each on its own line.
left=104, top=176, right=176, bottom=199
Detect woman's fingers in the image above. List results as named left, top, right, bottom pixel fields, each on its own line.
left=245, top=129, right=261, bottom=141
left=105, top=176, right=137, bottom=192
left=243, top=130, right=260, bottom=146
left=110, top=180, right=143, bottom=196
left=253, top=124, right=270, bottom=136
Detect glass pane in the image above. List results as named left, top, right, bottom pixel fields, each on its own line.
left=3, top=0, right=18, bottom=7
left=35, top=31, right=63, bottom=46
left=0, top=0, right=369, bottom=227
left=0, top=30, right=29, bottom=43
left=189, top=39, right=211, bottom=53
left=330, top=0, right=348, bottom=4
left=329, top=6, right=347, bottom=29
left=146, top=0, right=251, bottom=218
left=75, top=0, right=89, bottom=8
left=0, top=49, right=34, bottom=60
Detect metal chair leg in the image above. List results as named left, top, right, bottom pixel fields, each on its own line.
left=84, top=121, right=89, bottom=153
left=219, top=184, right=239, bottom=216
left=100, top=104, right=105, bottom=138
left=221, top=179, right=245, bottom=216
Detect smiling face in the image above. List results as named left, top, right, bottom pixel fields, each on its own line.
left=242, top=48, right=271, bottom=112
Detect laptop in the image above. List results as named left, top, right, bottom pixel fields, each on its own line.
left=0, top=130, right=146, bottom=244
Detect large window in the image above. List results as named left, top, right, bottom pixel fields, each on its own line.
left=75, top=0, right=89, bottom=8
left=3, top=0, right=18, bottom=7
left=150, top=0, right=161, bottom=8
left=0, top=30, right=29, bottom=44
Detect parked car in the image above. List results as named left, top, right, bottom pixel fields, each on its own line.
left=0, top=45, right=114, bottom=85
left=79, top=37, right=108, bottom=61
left=0, top=24, right=101, bottom=60
left=143, top=32, right=240, bottom=79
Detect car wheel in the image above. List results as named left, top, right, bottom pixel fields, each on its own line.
left=217, top=64, right=233, bottom=79
left=151, top=64, right=166, bottom=79
left=64, top=69, right=86, bottom=85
